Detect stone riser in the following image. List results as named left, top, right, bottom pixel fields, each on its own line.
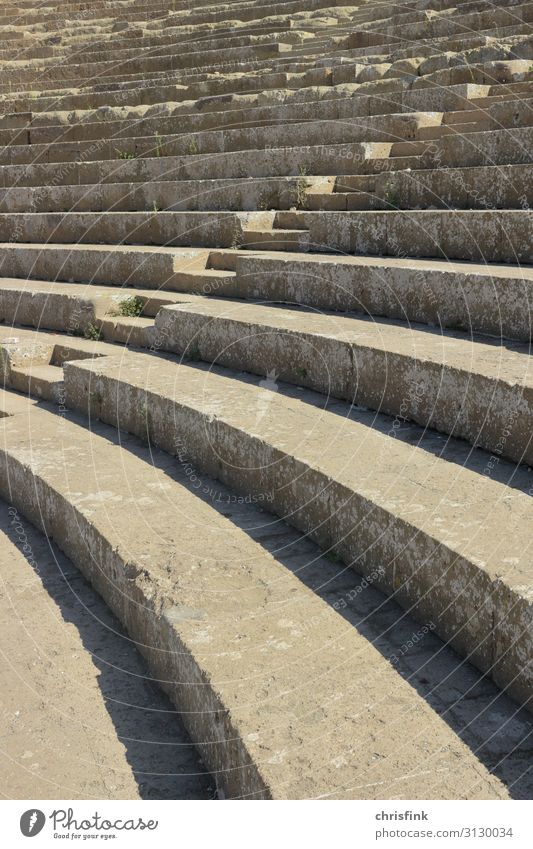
left=0, top=384, right=510, bottom=800
left=2, top=121, right=533, bottom=188
left=153, top=299, right=533, bottom=466
left=61, top=352, right=533, bottom=713
left=0, top=208, right=530, bottom=263
left=0, top=112, right=434, bottom=152
left=2, top=163, right=532, bottom=214
left=1, top=0, right=533, bottom=802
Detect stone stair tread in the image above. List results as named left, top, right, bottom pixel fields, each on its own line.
left=158, top=296, right=533, bottom=379
left=11, top=362, right=63, bottom=380
left=62, top=349, right=533, bottom=710
left=0, top=493, right=214, bottom=800
left=2, top=0, right=533, bottom=801
left=0, top=388, right=510, bottom=800
left=152, top=295, right=533, bottom=464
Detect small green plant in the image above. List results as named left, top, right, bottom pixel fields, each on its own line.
left=154, top=132, right=163, bottom=157
left=84, top=323, right=102, bottom=341
left=115, top=296, right=145, bottom=318
left=295, top=365, right=308, bottom=380
left=116, top=149, right=135, bottom=160
left=187, top=137, right=199, bottom=155
left=152, top=201, right=161, bottom=213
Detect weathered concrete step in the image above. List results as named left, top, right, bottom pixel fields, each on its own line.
left=9, top=363, right=64, bottom=402
left=9, top=111, right=438, bottom=155
left=373, top=163, right=533, bottom=210
left=301, top=209, right=533, bottom=263
left=152, top=297, right=533, bottom=465
left=0, top=176, right=330, bottom=214
left=242, top=228, right=310, bottom=251
left=0, top=392, right=511, bottom=800
left=0, top=494, right=215, bottom=800
left=0, top=243, right=218, bottom=289
left=61, top=350, right=533, bottom=712
left=226, top=252, right=533, bottom=341
left=0, top=211, right=273, bottom=248
left=0, top=277, right=200, bottom=332
left=2, top=209, right=532, bottom=263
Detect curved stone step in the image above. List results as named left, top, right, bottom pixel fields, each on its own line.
left=0, top=389, right=513, bottom=800
left=152, top=297, right=533, bottom=466
left=0, top=495, right=215, bottom=800
left=61, top=350, right=533, bottom=712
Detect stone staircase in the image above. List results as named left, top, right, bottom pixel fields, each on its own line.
left=0, top=0, right=532, bottom=800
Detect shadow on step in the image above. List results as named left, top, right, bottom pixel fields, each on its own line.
left=37, top=404, right=532, bottom=801
left=228, top=515, right=533, bottom=800
left=0, top=501, right=214, bottom=801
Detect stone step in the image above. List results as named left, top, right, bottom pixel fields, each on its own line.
left=13, top=237, right=527, bottom=351
left=4, top=110, right=437, bottom=153
left=0, top=177, right=329, bottom=214
left=372, top=164, right=533, bottom=210
left=3, top=121, right=533, bottom=190
left=0, top=276, right=198, bottom=333
left=226, top=252, right=533, bottom=341
left=0, top=141, right=395, bottom=186
left=0, top=494, right=214, bottom=800
left=301, top=209, right=533, bottom=263
left=307, top=191, right=380, bottom=211
left=97, top=314, right=156, bottom=347
left=9, top=362, right=64, bottom=402
left=0, top=42, right=294, bottom=89
left=3, top=0, right=533, bottom=803
left=0, top=242, right=217, bottom=288
left=1, top=209, right=531, bottom=263
left=151, top=296, right=533, bottom=465
left=58, top=349, right=533, bottom=712
left=415, top=119, right=491, bottom=141
left=0, top=387, right=512, bottom=799
left=39, top=93, right=465, bottom=159
left=1, top=207, right=532, bottom=265
left=0, top=211, right=268, bottom=248
left=241, top=228, right=310, bottom=251
left=0, top=76, right=495, bottom=126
